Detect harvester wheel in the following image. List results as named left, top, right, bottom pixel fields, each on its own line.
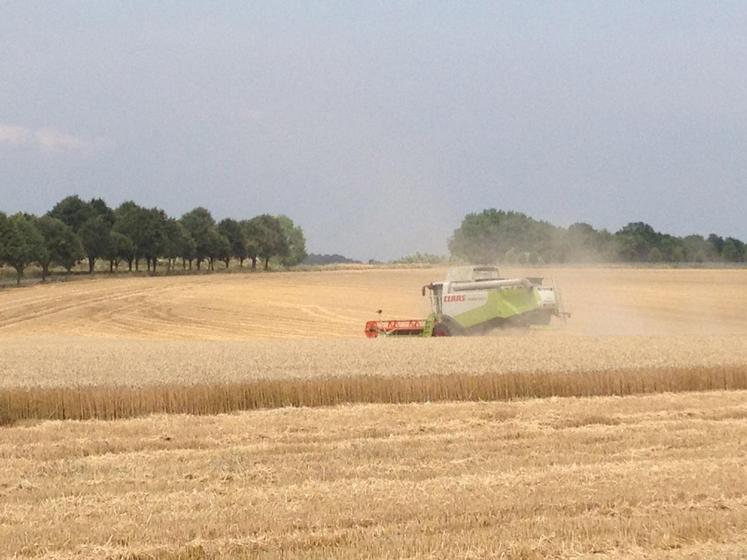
left=432, top=322, right=451, bottom=337
left=533, top=310, right=553, bottom=325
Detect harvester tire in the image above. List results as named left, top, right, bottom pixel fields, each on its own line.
left=432, top=323, right=451, bottom=337
left=533, top=310, right=553, bottom=325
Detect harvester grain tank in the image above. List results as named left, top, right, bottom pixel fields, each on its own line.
left=365, top=266, right=568, bottom=337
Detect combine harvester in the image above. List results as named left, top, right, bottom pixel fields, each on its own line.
left=365, top=266, right=568, bottom=337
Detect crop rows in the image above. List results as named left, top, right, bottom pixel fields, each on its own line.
left=3, top=364, right=746, bottom=424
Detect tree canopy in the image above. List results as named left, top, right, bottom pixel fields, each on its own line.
left=242, top=215, right=290, bottom=270
left=1, top=213, right=46, bottom=284
left=180, top=207, right=217, bottom=270
left=48, top=195, right=95, bottom=232
left=36, top=215, right=83, bottom=277
left=276, top=215, right=307, bottom=267
left=449, top=208, right=745, bottom=264
left=217, top=218, right=248, bottom=266
left=0, top=195, right=307, bottom=281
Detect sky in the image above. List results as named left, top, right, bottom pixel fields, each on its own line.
left=1, top=2, right=746, bottom=261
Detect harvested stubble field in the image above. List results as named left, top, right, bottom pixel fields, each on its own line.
left=2, top=392, right=747, bottom=559
left=1, top=266, right=747, bottom=558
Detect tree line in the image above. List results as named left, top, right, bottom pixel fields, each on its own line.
left=0, top=195, right=306, bottom=284
left=449, top=209, right=746, bottom=265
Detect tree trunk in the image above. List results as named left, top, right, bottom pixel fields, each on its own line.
left=41, top=263, right=49, bottom=281
left=251, top=257, right=257, bottom=270
left=239, top=257, right=244, bottom=268
left=127, top=258, right=133, bottom=271
left=135, top=258, right=140, bottom=272
left=196, top=259, right=201, bottom=270
left=109, top=260, right=114, bottom=273
left=88, top=257, right=95, bottom=274
left=223, top=257, right=230, bottom=268
left=264, top=257, right=270, bottom=270
left=15, top=267, right=22, bottom=285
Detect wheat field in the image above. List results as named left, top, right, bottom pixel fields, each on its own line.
left=1, top=266, right=746, bottom=558
left=1, top=267, right=746, bottom=420
left=1, top=267, right=746, bottom=340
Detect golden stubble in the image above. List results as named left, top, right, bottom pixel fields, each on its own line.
left=1, top=392, right=746, bottom=559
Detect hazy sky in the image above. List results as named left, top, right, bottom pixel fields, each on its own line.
left=2, top=2, right=746, bottom=260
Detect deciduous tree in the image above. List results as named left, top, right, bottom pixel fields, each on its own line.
left=48, top=195, right=94, bottom=232
left=78, top=216, right=111, bottom=273
left=277, top=215, right=307, bottom=267
left=449, top=209, right=558, bottom=264
left=242, top=215, right=289, bottom=270
left=206, top=230, right=231, bottom=270
left=36, top=215, right=83, bottom=278
left=163, top=219, right=194, bottom=271
left=217, top=218, right=248, bottom=267
left=2, top=214, right=46, bottom=284
left=180, top=207, right=216, bottom=270
left=105, top=231, right=134, bottom=272
left=722, top=237, right=745, bottom=262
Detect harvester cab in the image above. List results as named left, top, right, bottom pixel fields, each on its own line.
left=365, top=265, right=569, bottom=338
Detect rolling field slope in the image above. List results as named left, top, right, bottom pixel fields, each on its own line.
left=1, top=267, right=746, bottom=558
left=1, top=267, right=746, bottom=340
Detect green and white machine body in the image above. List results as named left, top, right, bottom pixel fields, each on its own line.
left=422, top=266, right=563, bottom=336
left=365, top=266, right=567, bottom=337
